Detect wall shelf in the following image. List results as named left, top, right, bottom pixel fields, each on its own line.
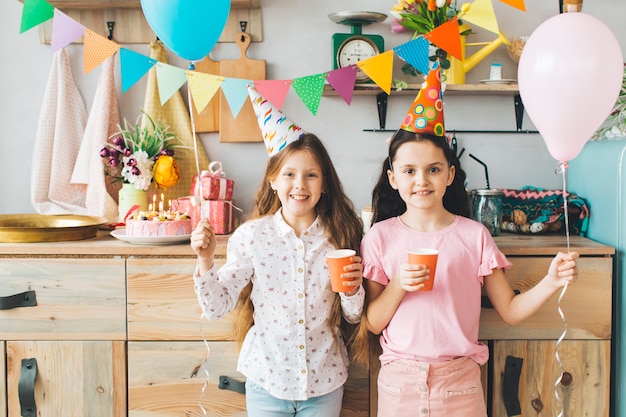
left=323, top=84, right=532, bottom=133
left=27, top=0, right=263, bottom=44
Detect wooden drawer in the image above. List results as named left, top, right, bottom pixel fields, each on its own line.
left=479, top=256, right=612, bottom=340
left=0, top=259, right=126, bottom=340
left=7, top=340, right=126, bottom=417
left=491, top=340, right=610, bottom=417
left=127, top=258, right=236, bottom=341
left=128, top=341, right=246, bottom=417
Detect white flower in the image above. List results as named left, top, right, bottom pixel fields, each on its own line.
left=436, top=0, right=446, bottom=7
left=121, top=150, right=155, bottom=191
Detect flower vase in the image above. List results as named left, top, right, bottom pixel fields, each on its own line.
left=118, top=183, right=148, bottom=222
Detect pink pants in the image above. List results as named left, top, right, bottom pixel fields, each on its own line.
left=376, top=356, right=487, bottom=417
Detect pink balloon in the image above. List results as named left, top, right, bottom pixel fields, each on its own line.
left=518, top=13, right=623, bottom=162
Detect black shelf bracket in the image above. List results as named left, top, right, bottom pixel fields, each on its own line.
left=370, top=90, right=536, bottom=134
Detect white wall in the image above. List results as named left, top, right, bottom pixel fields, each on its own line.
left=2, top=0, right=624, bottom=215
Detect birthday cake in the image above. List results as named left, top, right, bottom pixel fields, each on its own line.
left=125, top=211, right=192, bottom=237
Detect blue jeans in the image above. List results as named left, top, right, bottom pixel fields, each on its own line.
left=245, top=380, right=344, bottom=417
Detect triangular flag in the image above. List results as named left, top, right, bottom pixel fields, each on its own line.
left=120, top=48, right=157, bottom=92
left=461, top=0, right=501, bottom=35
left=357, top=50, right=394, bottom=95
left=499, top=0, right=526, bottom=11
left=155, top=63, right=188, bottom=105
left=425, top=18, right=463, bottom=61
left=83, top=29, right=121, bottom=74
left=187, top=71, right=224, bottom=114
left=253, top=79, right=292, bottom=110
left=326, top=66, right=357, bottom=105
left=291, top=73, right=327, bottom=116
left=50, top=9, right=85, bottom=53
left=393, top=36, right=431, bottom=76
left=221, top=77, right=252, bottom=119
left=20, top=0, right=54, bottom=34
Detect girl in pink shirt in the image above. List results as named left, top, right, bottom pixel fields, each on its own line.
left=358, top=129, right=579, bottom=417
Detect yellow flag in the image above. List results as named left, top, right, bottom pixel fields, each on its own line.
left=187, top=71, right=224, bottom=114
left=357, top=51, right=394, bottom=95
left=461, top=0, right=500, bottom=35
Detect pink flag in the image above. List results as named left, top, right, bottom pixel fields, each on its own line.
left=326, top=66, right=357, bottom=105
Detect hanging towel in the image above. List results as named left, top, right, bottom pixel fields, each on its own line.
left=31, top=49, right=89, bottom=214
left=142, top=40, right=211, bottom=202
left=71, top=54, right=120, bottom=223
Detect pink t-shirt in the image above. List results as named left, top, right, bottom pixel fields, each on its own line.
left=361, top=215, right=511, bottom=365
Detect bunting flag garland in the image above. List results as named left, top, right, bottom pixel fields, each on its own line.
left=120, top=49, right=157, bottom=93
left=425, top=18, right=464, bottom=61
left=18, top=0, right=520, bottom=118
left=499, top=0, right=526, bottom=12
left=326, top=66, right=358, bottom=105
left=291, top=73, right=327, bottom=116
left=155, top=63, right=188, bottom=105
left=51, top=9, right=85, bottom=53
left=254, top=80, right=293, bottom=111
left=221, top=77, right=253, bottom=118
left=393, top=36, right=431, bottom=76
left=186, top=71, right=224, bottom=114
left=357, top=50, right=395, bottom=95
left=20, top=0, right=54, bottom=34
left=462, top=0, right=502, bottom=35
left=83, top=29, right=120, bottom=74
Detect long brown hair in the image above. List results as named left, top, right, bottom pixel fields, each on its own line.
left=233, top=133, right=364, bottom=346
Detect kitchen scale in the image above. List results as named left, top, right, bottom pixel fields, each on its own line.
left=329, top=11, right=387, bottom=82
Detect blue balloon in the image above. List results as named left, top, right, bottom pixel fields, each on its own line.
left=141, top=0, right=231, bottom=62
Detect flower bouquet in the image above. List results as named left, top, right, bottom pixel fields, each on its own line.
left=100, top=112, right=181, bottom=191
left=390, top=0, right=469, bottom=80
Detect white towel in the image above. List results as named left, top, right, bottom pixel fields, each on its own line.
left=31, top=49, right=89, bottom=214
left=71, top=54, right=120, bottom=223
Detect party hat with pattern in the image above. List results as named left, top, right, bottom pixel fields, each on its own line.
left=400, top=67, right=445, bottom=136
left=248, top=86, right=305, bottom=156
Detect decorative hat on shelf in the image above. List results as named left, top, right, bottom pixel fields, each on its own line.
left=247, top=85, right=305, bottom=157
left=400, top=67, right=445, bottom=136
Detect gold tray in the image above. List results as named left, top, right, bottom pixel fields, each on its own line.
left=0, top=214, right=105, bottom=243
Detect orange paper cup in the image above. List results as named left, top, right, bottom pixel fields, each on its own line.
left=408, top=248, right=439, bottom=291
left=326, top=249, right=356, bottom=292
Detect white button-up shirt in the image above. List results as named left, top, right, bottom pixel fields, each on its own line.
left=194, top=210, right=365, bottom=400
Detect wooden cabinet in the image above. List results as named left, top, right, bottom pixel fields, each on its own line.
left=0, top=258, right=126, bottom=417
left=0, top=233, right=613, bottom=416
left=482, top=237, right=613, bottom=417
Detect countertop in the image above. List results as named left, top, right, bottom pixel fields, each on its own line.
left=0, top=231, right=614, bottom=258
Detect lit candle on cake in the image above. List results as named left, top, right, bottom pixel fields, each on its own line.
left=159, top=193, right=164, bottom=213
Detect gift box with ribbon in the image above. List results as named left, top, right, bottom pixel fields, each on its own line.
left=191, top=161, right=235, bottom=200
left=201, top=199, right=240, bottom=235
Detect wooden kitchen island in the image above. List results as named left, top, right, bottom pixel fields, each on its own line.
left=0, top=232, right=614, bottom=417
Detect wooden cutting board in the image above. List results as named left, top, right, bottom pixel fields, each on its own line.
left=219, top=32, right=266, bottom=142
left=190, top=55, right=220, bottom=132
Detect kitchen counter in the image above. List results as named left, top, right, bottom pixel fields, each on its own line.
left=0, top=231, right=614, bottom=258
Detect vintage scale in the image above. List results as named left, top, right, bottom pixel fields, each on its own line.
left=329, top=11, right=387, bottom=83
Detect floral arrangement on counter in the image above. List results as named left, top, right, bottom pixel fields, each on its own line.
left=593, top=63, right=626, bottom=140
left=100, top=112, right=182, bottom=190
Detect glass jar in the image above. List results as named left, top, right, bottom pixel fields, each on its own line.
left=470, top=189, right=503, bottom=236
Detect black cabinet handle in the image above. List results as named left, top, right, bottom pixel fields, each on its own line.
left=0, top=290, right=37, bottom=310
left=503, top=355, right=523, bottom=416
left=19, top=358, right=38, bottom=417
left=218, top=375, right=246, bottom=395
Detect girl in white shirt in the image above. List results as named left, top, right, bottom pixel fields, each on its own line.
left=191, top=133, right=365, bottom=417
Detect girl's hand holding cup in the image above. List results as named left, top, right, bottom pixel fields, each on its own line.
left=326, top=249, right=363, bottom=296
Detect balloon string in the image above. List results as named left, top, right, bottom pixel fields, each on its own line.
left=554, top=160, right=570, bottom=417
left=198, top=312, right=211, bottom=417
left=187, top=73, right=204, bottom=214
